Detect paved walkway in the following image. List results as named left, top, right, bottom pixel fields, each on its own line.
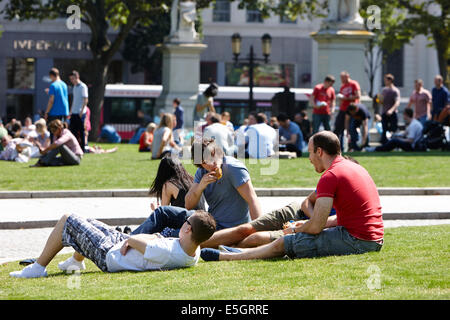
left=1, top=195, right=450, bottom=229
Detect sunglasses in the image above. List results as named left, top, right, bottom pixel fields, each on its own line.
left=185, top=217, right=193, bottom=232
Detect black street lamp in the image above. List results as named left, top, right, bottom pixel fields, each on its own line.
left=231, top=33, right=272, bottom=112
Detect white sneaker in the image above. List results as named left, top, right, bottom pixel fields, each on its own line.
left=10, top=263, right=47, bottom=278
left=58, top=256, right=86, bottom=272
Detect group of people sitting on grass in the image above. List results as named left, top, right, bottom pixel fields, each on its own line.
left=0, top=118, right=117, bottom=166
left=10, top=131, right=384, bottom=278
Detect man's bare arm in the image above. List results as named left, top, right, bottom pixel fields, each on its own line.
left=295, top=197, right=333, bottom=235
left=236, top=180, right=262, bottom=220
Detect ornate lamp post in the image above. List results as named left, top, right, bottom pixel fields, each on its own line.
left=231, top=33, right=272, bottom=112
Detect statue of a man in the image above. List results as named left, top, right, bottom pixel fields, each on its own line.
left=325, top=0, right=364, bottom=25
left=168, top=0, right=199, bottom=43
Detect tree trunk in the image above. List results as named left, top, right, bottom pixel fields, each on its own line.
left=88, top=59, right=109, bottom=141
left=433, top=31, right=448, bottom=82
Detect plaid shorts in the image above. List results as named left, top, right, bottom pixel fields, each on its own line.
left=62, top=214, right=129, bottom=272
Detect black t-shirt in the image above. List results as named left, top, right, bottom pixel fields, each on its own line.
left=295, top=120, right=311, bottom=142
left=346, top=103, right=371, bottom=121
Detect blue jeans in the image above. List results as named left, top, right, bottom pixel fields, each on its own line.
left=348, top=118, right=369, bottom=151
left=312, top=114, right=331, bottom=133
left=417, top=115, right=428, bottom=126
left=39, top=145, right=81, bottom=166
left=283, top=226, right=382, bottom=258
left=131, top=206, right=195, bottom=236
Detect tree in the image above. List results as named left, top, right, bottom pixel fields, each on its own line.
left=1, top=0, right=169, bottom=140
left=360, top=0, right=450, bottom=82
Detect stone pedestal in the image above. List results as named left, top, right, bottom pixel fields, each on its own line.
left=311, top=29, right=374, bottom=94
left=155, top=42, right=207, bottom=128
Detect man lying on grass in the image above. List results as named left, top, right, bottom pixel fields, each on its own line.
left=10, top=210, right=216, bottom=278
left=201, top=131, right=384, bottom=261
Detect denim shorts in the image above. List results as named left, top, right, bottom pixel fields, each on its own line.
left=283, top=226, right=382, bottom=259
left=62, top=214, right=129, bottom=271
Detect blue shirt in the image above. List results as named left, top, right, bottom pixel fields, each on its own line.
left=194, top=156, right=251, bottom=229
left=48, top=80, right=69, bottom=116
left=432, top=86, right=449, bottom=116
left=279, top=121, right=303, bottom=151
left=174, top=105, right=184, bottom=130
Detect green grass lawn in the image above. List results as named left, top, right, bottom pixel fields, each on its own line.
left=0, top=144, right=449, bottom=191
left=1, top=225, right=449, bottom=300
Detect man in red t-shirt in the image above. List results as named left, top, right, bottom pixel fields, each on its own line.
left=204, top=131, right=383, bottom=262
left=310, top=75, right=336, bottom=134
left=334, top=71, right=361, bottom=149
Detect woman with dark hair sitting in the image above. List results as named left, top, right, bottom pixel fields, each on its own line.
left=149, top=154, right=205, bottom=211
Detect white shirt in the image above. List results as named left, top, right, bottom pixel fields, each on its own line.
left=203, top=123, right=235, bottom=156
left=71, top=82, right=89, bottom=114
left=245, top=123, right=277, bottom=158
left=405, top=119, right=423, bottom=148
left=106, top=238, right=199, bottom=273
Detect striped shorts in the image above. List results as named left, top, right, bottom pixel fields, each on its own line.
left=62, top=214, right=129, bottom=272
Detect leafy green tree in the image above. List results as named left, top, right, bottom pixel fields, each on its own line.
left=2, top=0, right=169, bottom=139
left=360, top=0, right=450, bottom=82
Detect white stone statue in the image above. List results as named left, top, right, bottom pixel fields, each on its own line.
left=167, top=0, right=199, bottom=43
left=324, top=0, right=364, bottom=29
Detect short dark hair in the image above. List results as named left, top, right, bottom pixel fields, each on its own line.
left=277, top=113, right=289, bottom=122
left=190, top=138, right=224, bottom=167
left=403, top=107, right=414, bottom=118
left=256, top=113, right=267, bottom=124
left=311, top=131, right=341, bottom=156
left=49, top=68, right=60, bottom=77
left=385, top=73, right=394, bottom=82
left=324, top=75, right=335, bottom=83
left=300, top=111, right=307, bottom=118
left=173, top=98, right=181, bottom=106
left=69, top=70, right=80, bottom=78
left=347, top=104, right=358, bottom=112
left=189, top=210, right=217, bottom=244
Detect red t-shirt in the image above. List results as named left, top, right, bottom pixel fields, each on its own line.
left=316, top=156, right=384, bottom=241
left=139, top=132, right=153, bottom=150
left=339, top=79, right=360, bottom=112
left=312, top=84, right=335, bottom=115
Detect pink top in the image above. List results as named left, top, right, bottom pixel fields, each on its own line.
left=409, top=89, right=431, bottom=119
left=84, top=107, right=91, bottom=132
left=54, top=129, right=84, bottom=156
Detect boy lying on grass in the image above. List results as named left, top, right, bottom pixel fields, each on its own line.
left=10, top=210, right=216, bottom=278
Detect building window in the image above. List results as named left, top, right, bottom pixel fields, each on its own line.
left=246, top=9, right=263, bottom=23
left=280, top=15, right=297, bottom=24
left=382, top=46, right=404, bottom=87
left=213, top=0, right=230, bottom=22
left=7, top=58, right=35, bottom=90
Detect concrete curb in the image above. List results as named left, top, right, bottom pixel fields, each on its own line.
left=1, top=187, right=450, bottom=199
left=1, top=212, right=450, bottom=230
